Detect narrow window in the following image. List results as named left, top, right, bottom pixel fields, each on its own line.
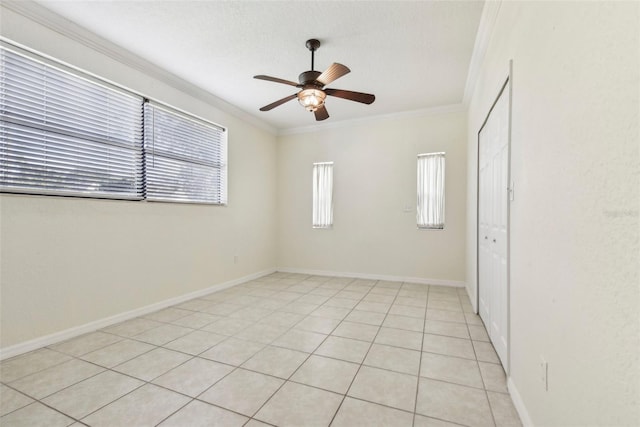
left=0, top=45, right=144, bottom=199
left=417, top=152, right=445, bottom=229
left=312, top=162, right=333, bottom=228
left=143, top=102, right=227, bottom=204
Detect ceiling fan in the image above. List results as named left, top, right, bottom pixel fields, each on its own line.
left=254, top=39, right=375, bottom=121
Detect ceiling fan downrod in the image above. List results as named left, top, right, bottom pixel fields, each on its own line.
left=306, top=39, right=321, bottom=71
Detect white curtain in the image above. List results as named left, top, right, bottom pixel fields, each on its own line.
left=417, top=153, right=445, bottom=229
left=313, top=162, right=334, bottom=228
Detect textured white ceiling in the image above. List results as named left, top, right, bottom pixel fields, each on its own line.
left=35, top=0, right=484, bottom=131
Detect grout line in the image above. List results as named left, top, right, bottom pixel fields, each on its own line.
left=412, top=282, right=429, bottom=426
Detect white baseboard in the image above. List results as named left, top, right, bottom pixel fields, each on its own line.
left=277, top=267, right=465, bottom=288
left=508, top=376, right=534, bottom=427
left=0, top=268, right=275, bottom=360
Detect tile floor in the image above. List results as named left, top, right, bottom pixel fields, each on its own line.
left=0, top=272, right=523, bottom=427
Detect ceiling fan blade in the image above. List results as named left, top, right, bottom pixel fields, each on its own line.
left=316, top=63, right=350, bottom=86
left=325, top=88, right=375, bottom=105
left=254, top=75, right=300, bottom=87
left=259, top=94, right=298, bottom=111
left=314, top=105, right=329, bottom=121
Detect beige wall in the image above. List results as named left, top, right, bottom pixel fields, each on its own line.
left=277, top=110, right=467, bottom=284
left=466, top=2, right=639, bottom=424
left=0, top=8, right=278, bottom=349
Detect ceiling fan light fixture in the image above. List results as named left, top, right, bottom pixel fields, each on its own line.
left=298, top=88, right=326, bottom=112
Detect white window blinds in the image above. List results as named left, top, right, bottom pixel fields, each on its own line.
left=0, top=46, right=144, bottom=199
left=313, top=162, right=333, bottom=228
left=143, top=103, right=227, bottom=204
left=417, top=152, right=445, bottom=229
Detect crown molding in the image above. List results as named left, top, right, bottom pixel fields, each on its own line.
left=278, top=103, right=467, bottom=136
left=462, top=0, right=502, bottom=106
left=1, top=0, right=277, bottom=135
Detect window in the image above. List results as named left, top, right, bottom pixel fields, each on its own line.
left=0, top=43, right=227, bottom=205
left=312, top=162, right=333, bottom=228
left=417, top=152, right=445, bottom=229
left=144, top=103, right=227, bottom=204
left=0, top=45, right=144, bottom=199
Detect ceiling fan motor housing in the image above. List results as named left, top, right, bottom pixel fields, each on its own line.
left=298, top=71, right=323, bottom=87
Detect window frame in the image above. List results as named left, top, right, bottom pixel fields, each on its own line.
left=0, top=41, right=228, bottom=205
left=312, top=161, right=334, bottom=229
left=417, top=152, right=446, bottom=230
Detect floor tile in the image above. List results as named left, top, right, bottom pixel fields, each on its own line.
left=324, top=297, right=359, bottom=309
left=0, top=349, right=71, bottom=383
left=82, top=384, right=190, bottom=427
left=427, top=300, right=462, bottom=312
left=424, top=320, right=470, bottom=339
left=153, top=357, right=232, bottom=397
left=199, top=337, right=264, bottom=366
left=426, top=309, right=466, bottom=324
left=199, top=368, right=283, bottom=416
left=422, top=334, right=475, bottom=359
left=469, top=325, right=491, bottom=342
left=0, top=402, right=74, bottom=427
left=420, top=352, right=483, bottom=388
left=48, top=332, right=121, bottom=357
left=479, top=361, right=508, bottom=392
left=298, top=294, right=330, bottom=305
left=9, top=359, right=104, bottom=399
left=133, top=324, right=193, bottom=346
left=416, top=378, right=493, bottom=427
left=143, top=307, right=192, bottom=322
left=242, top=346, right=308, bottom=379
left=464, top=312, right=484, bottom=325
left=295, top=315, right=341, bottom=334
left=389, top=304, right=426, bottom=318
left=42, top=370, right=143, bottom=419
left=314, top=336, right=371, bottom=363
left=488, top=391, right=523, bottom=426
left=202, top=302, right=245, bottom=316
left=364, top=344, right=421, bottom=375
left=473, top=340, right=501, bottom=364
left=272, top=291, right=304, bottom=301
left=280, top=301, right=320, bottom=315
left=261, top=311, right=305, bottom=328
left=228, top=307, right=273, bottom=322
left=332, top=321, right=379, bottom=342
left=344, top=310, right=386, bottom=326
left=158, top=400, right=248, bottom=426
left=311, top=305, right=350, bottom=320
left=170, top=312, right=222, bottom=329
left=254, top=381, right=342, bottom=427
left=355, top=301, right=391, bottom=314
left=163, top=330, right=227, bottom=355
left=348, top=366, right=417, bottom=411
left=335, top=290, right=366, bottom=300
left=413, top=414, right=461, bottom=426
left=375, top=327, right=423, bottom=350
left=272, top=329, right=327, bottom=353
left=113, top=348, right=190, bottom=381
left=331, top=397, right=414, bottom=427
left=102, top=318, right=163, bottom=338
left=235, top=323, right=289, bottom=344
left=363, top=293, right=395, bottom=304
left=291, top=355, right=359, bottom=394
left=383, top=314, right=424, bottom=332
left=80, top=339, right=154, bottom=368
left=395, top=296, right=427, bottom=307
left=0, top=384, right=34, bottom=416
left=202, top=318, right=254, bottom=336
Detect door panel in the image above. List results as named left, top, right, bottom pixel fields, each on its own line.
left=478, top=83, right=509, bottom=369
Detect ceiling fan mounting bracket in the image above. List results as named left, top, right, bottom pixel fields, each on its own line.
left=305, top=39, right=321, bottom=52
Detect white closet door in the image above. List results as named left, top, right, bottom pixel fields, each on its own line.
left=478, top=83, right=510, bottom=369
